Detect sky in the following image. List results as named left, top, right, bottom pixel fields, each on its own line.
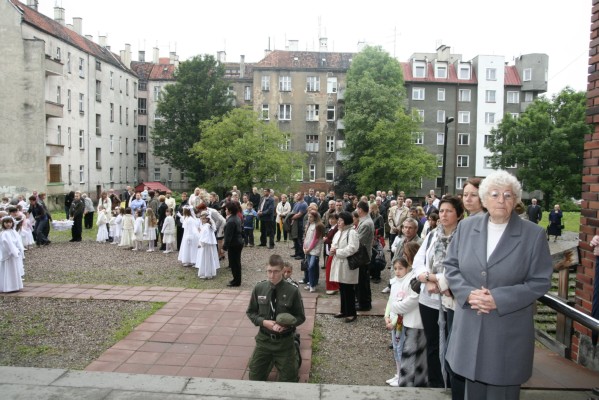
left=37, top=0, right=591, bottom=97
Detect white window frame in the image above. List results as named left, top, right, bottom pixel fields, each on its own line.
left=279, top=76, right=291, bottom=92
left=109, top=167, right=114, bottom=183
left=524, top=92, right=534, bottom=102
left=510, top=112, right=519, bottom=119
left=458, top=111, right=470, bottom=124
left=484, top=135, right=493, bottom=147
left=436, top=154, right=444, bottom=167
left=416, top=109, right=424, bottom=122
left=507, top=91, right=520, bottom=104
left=306, top=104, right=319, bottom=121
left=457, top=155, right=469, bottom=168
left=67, top=127, right=72, bottom=148
left=485, top=112, right=496, bottom=124
left=437, top=110, right=446, bottom=123
left=486, top=68, right=497, bottom=81
left=459, top=89, right=471, bottom=102
left=78, top=57, right=84, bottom=78
left=78, top=93, right=84, bottom=114
left=484, top=156, right=493, bottom=168
left=325, top=165, right=335, bottom=182
left=244, top=86, right=251, bottom=101
left=437, top=88, right=445, bottom=101
left=326, top=135, right=335, bottom=152
left=154, top=167, right=161, bottom=181
left=413, top=132, right=424, bottom=145
left=261, top=104, right=269, bottom=120
left=78, top=130, right=84, bottom=149
left=327, top=77, right=338, bottom=93
left=309, top=164, right=316, bottom=182
left=110, top=71, right=114, bottom=89
left=306, top=135, right=319, bottom=152
left=306, top=76, right=320, bottom=92
left=458, top=133, right=470, bottom=146
left=261, top=75, right=270, bottom=91
left=327, top=105, right=335, bottom=121
left=456, top=177, right=468, bottom=190
left=412, top=87, right=425, bottom=101
left=486, top=90, right=496, bottom=103
left=109, top=135, right=114, bottom=153
left=153, top=86, right=161, bottom=101
left=437, top=132, right=445, bottom=145
left=79, top=165, right=85, bottom=183
left=413, top=61, right=426, bottom=78
left=279, top=104, right=291, bottom=120
left=523, top=68, right=532, bottom=81
left=435, top=63, right=447, bottom=79
left=458, top=64, right=471, bottom=80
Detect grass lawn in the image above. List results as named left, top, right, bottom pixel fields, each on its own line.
left=538, top=211, right=580, bottom=233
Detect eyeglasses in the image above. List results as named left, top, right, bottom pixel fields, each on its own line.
left=489, top=191, right=514, bottom=201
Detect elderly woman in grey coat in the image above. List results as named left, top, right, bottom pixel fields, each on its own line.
left=329, top=211, right=360, bottom=323
left=444, top=170, right=553, bottom=399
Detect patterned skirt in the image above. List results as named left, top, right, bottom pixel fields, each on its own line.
left=399, top=327, right=428, bottom=387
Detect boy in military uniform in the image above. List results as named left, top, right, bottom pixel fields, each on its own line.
left=246, top=254, right=306, bottom=381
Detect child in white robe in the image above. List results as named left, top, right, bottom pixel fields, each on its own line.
left=119, top=208, right=134, bottom=248
left=96, top=206, right=109, bottom=243
left=133, top=209, right=144, bottom=251
left=108, top=212, right=117, bottom=243
left=20, top=211, right=34, bottom=250
left=144, top=208, right=157, bottom=252
left=195, top=211, right=220, bottom=279
left=161, top=208, right=176, bottom=253
left=177, top=207, right=199, bottom=267
left=113, top=208, right=123, bottom=245
left=0, top=216, right=24, bottom=293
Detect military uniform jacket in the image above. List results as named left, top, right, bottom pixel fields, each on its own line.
left=246, top=279, right=306, bottom=331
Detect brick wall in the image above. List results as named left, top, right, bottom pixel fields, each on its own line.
left=575, top=0, right=599, bottom=364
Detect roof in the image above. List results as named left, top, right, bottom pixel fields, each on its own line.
left=134, top=182, right=171, bottom=193
left=130, top=61, right=176, bottom=81
left=255, top=50, right=355, bottom=70
left=401, top=61, right=478, bottom=84
left=504, top=66, right=522, bottom=86
left=11, top=0, right=132, bottom=74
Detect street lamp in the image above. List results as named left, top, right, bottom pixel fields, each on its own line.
left=440, top=116, right=454, bottom=196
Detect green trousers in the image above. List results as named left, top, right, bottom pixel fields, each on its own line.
left=248, top=332, right=298, bottom=382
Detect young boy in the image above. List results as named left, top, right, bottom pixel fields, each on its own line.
left=242, top=201, right=258, bottom=247
left=282, top=261, right=299, bottom=286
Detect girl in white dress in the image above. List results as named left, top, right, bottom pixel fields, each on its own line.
left=20, top=211, right=35, bottom=250
left=195, top=211, right=220, bottom=279
left=108, top=212, right=117, bottom=244
left=119, top=208, right=134, bottom=248
left=0, top=216, right=24, bottom=293
left=113, top=208, right=123, bottom=245
left=161, top=208, right=176, bottom=253
left=144, top=208, right=158, bottom=252
left=96, top=206, right=109, bottom=243
left=178, top=207, right=199, bottom=267
left=133, top=209, right=144, bottom=251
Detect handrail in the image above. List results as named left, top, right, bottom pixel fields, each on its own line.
left=538, top=293, right=599, bottom=333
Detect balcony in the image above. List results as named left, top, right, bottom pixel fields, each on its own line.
left=46, top=143, right=64, bottom=157
left=45, top=101, right=64, bottom=118
left=44, top=56, right=63, bottom=76
left=337, top=119, right=345, bottom=130
left=337, top=88, right=345, bottom=101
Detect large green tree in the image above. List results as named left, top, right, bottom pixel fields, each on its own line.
left=152, top=55, right=232, bottom=181
left=341, top=45, right=436, bottom=193
left=191, top=108, right=306, bottom=193
left=487, top=87, right=589, bottom=209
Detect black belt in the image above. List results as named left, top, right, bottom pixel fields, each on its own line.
left=259, top=328, right=294, bottom=340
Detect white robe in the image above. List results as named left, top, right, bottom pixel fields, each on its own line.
left=119, top=214, right=134, bottom=247
left=195, top=222, right=219, bottom=277
left=161, top=216, right=176, bottom=244
left=144, top=217, right=157, bottom=241
left=178, top=216, right=199, bottom=264
left=96, top=211, right=109, bottom=242
left=133, top=217, right=144, bottom=241
left=0, top=229, right=24, bottom=292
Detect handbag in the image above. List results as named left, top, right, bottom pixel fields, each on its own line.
left=300, top=257, right=308, bottom=271
left=348, top=243, right=370, bottom=270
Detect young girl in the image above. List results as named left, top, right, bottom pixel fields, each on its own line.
left=96, top=205, right=109, bottom=243
left=178, top=207, right=198, bottom=267
left=108, top=210, right=117, bottom=244
left=161, top=208, right=176, bottom=254
left=385, top=256, right=426, bottom=387
left=133, top=209, right=144, bottom=251
left=195, top=211, right=219, bottom=279
left=20, top=210, right=35, bottom=251
left=112, top=208, right=123, bottom=245
left=0, top=216, right=24, bottom=293
left=119, top=208, right=134, bottom=248
left=144, top=208, right=158, bottom=252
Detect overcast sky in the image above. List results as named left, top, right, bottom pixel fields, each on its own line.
left=38, top=0, right=590, bottom=97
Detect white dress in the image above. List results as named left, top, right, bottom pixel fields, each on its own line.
left=108, top=216, right=117, bottom=238
left=20, top=218, right=34, bottom=247
left=114, top=214, right=123, bottom=239
left=96, top=211, right=109, bottom=242
left=119, top=214, right=134, bottom=247
left=144, top=217, right=157, bottom=241
left=161, top=215, right=176, bottom=244
left=178, top=216, right=199, bottom=265
left=133, top=217, right=144, bottom=241
left=195, top=222, right=220, bottom=278
left=0, top=229, right=24, bottom=292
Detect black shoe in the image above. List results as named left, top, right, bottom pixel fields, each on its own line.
left=371, top=278, right=381, bottom=284
left=356, top=306, right=372, bottom=312
left=69, top=239, right=76, bottom=242
left=293, top=256, right=304, bottom=260
left=388, top=344, right=393, bottom=349
left=227, top=283, right=240, bottom=287
left=345, top=316, right=357, bottom=323
left=333, top=313, right=346, bottom=318
left=290, top=253, right=298, bottom=257
left=258, top=244, right=267, bottom=247
left=267, top=246, right=275, bottom=249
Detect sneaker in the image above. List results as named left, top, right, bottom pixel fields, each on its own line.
left=298, top=279, right=305, bottom=284
left=385, top=375, right=399, bottom=384
left=388, top=380, right=399, bottom=387
left=310, top=287, right=316, bottom=293
left=304, top=285, right=310, bottom=290
left=326, top=290, right=338, bottom=295
left=381, top=286, right=391, bottom=294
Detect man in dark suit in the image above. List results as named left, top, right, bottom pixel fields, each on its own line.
left=258, top=188, right=275, bottom=248
left=526, top=198, right=542, bottom=224
left=250, top=187, right=262, bottom=230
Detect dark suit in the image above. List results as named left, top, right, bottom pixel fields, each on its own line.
left=526, top=204, right=542, bottom=224
left=355, top=214, right=375, bottom=309
left=259, top=196, right=275, bottom=247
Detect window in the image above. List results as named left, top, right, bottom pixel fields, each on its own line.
left=138, top=125, right=147, bottom=142
left=109, top=135, right=114, bottom=153
left=49, top=164, right=61, bottom=183
left=306, top=76, right=320, bottom=92
left=437, top=110, right=445, bottom=123
left=133, top=82, right=137, bottom=98
left=78, top=58, right=84, bottom=78
left=154, top=167, right=161, bottom=181
left=458, top=133, right=470, bottom=145
left=67, top=164, right=71, bottom=185
left=138, top=80, right=146, bottom=91
left=126, top=107, right=129, bottom=125
left=168, top=168, right=172, bottom=182
left=413, top=61, right=426, bottom=78
left=95, top=80, right=101, bottom=102
left=110, top=71, right=114, bottom=89
left=327, top=77, right=338, bottom=93
left=279, top=76, right=291, bottom=91
left=523, top=68, right=532, bottom=81
left=57, top=85, right=61, bottom=104
left=510, top=112, right=519, bottom=119
left=281, top=134, right=291, bottom=151
left=306, top=104, right=319, bottom=121
left=119, top=167, right=122, bottom=183
left=138, top=98, right=147, bottom=114
left=458, top=63, right=471, bottom=80
left=95, top=60, right=101, bottom=71
left=327, top=106, right=335, bottom=121
left=79, top=165, right=84, bottom=183
left=293, top=168, right=303, bottom=182
left=261, top=75, right=270, bottom=91
left=78, top=93, right=84, bottom=114
left=436, top=154, right=444, bottom=167
left=309, top=164, right=316, bottom=182
left=484, top=156, right=493, bottom=168
left=133, top=110, right=137, bottom=126
left=133, top=139, right=137, bottom=155
left=119, top=137, right=122, bottom=154
left=138, top=153, right=146, bottom=168
left=524, top=92, right=533, bottom=102
left=413, top=132, right=424, bottom=145
left=435, top=63, right=447, bottom=79
left=119, top=76, right=122, bottom=93
left=125, top=166, right=128, bottom=182
left=507, top=91, right=519, bottom=104
left=109, top=167, right=114, bottom=183
left=457, top=155, right=469, bottom=167
left=125, top=138, right=129, bottom=155
left=484, top=135, right=493, bottom=147
left=325, top=165, right=335, bottom=182
left=437, top=132, right=445, bottom=145
left=153, top=86, right=161, bottom=101
left=119, top=106, right=122, bottom=124
left=261, top=104, right=269, bottom=120
left=56, top=125, right=61, bottom=145
left=486, top=90, right=496, bottom=103
left=67, top=127, right=71, bottom=148
left=110, top=103, right=114, bottom=122
left=79, top=130, right=84, bottom=149
left=95, top=114, right=101, bottom=135
left=67, top=89, right=71, bottom=111
left=456, top=177, right=468, bottom=190
left=326, top=135, right=335, bottom=152
left=133, top=167, right=137, bottom=183
left=126, top=79, right=129, bottom=96
left=95, top=148, right=101, bottom=169
left=415, top=109, right=425, bottom=122
left=67, top=52, right=71, bottom=73
left=412, top=87, right=425, bottom=100
left=306, top=135, right=319, bottom=152
left=486, top=68, right=496, bottom=81
left=485, top=112, right=495, bottom=124
left=244, top=86, right=251, bottom=101
left=459, top=89, right=471, bottom=102
left=458, top=111, right=470, bottom=124
left=437, top=88, right=445, bottom=101
left=279, top=104, right=291, bottom=120
left=55, top=47, right=61, bottom=61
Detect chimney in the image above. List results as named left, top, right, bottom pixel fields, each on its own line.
left=99, top=35, right=107, bottom=48
left=288, top=40, right=299, bottom=51
left=138, top=50, right=145, bottom=62
left=169, top=51, right=176, bottom=64
left=217, top=51, right=226, bottom=63
left=72, top=17, right=82, bottom=35
left=85, top=34, right=93, bottom=42
left=66, top=23, right=74, bottom=31
left=153, top=47, right=159, bottom=64
left=26, top=0, right=38, bottom=11
left=54, top=7, right=65, bottom=25
left=240, top=55, right=245, bottom=78
left=120, top=50, right=125, bottom=63
left=319, top=37, right=328, bottom=52
left=124, top=44, right=132, bottom=68
left=264, top=49, right=272, bottom=58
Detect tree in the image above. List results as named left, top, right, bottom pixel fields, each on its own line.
left=487, top=87, right=590, bottom=209
left=342, top=46, right=436, bottom=193
left=191, top=108, right=306, bottom=193
left=151, top=55, right=233, bottom=182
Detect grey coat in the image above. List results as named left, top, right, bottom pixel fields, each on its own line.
left=357, top=215, right=375, bottom=258
left=444, top=212, right=552, bottom=386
